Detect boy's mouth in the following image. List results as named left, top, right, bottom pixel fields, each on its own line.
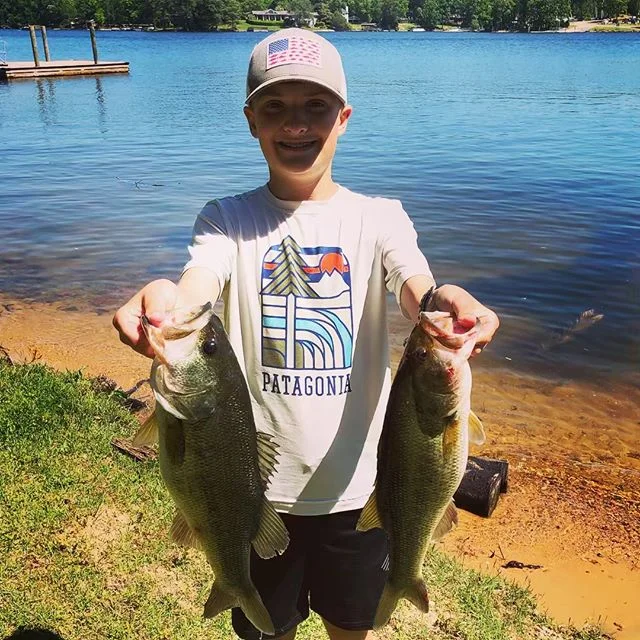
left=278, top=140, right=316, bottom=151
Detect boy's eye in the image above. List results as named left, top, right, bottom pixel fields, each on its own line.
left=263, top=100, right=284, bottom=112
left=307, top=100, right=328, bottom=111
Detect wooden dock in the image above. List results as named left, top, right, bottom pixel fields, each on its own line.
left=1, top=60, right=129, bottom=80
left=0, top=23, right=129, bottom=81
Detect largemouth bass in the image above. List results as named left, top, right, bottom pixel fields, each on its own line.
left=132, top=302, right=289, bottom=635
left=357, top=309, right=485, bottom=629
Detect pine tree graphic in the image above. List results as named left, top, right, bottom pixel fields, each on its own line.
left=263, top=236, right=318, bottom=298
left=262, top=236, right=318, bottom=369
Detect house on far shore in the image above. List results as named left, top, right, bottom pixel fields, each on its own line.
left=251, top=9, right=318, bottom=27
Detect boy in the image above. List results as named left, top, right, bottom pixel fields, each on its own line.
left=113, top=29, right=499, bottom=640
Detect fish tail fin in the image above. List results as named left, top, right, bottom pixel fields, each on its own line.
left=373, top=578, right=430, bottom=629
left=405, top=577, right=430, bottom=613
left=373, top=583, right=403, bottom=629
left=203, top=582, right=275, bottom=635
left=203, top=581, right=237, bottom=619
left=238, top=588, right=276, bottom=636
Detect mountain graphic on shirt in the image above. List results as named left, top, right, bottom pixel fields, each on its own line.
left=261, top=236, right=353, bottom=370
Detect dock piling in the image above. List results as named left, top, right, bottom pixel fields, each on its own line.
left=88, top=21, right=99, bottom=64
left=28, top=26, right=40, bottom=67
left=40, top=26, right=51, bottom=61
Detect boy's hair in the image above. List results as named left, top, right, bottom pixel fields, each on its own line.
left=246, top=28, right=347, bottom=105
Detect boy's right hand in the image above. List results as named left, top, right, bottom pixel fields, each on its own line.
left=112, top=279, right=179, bottom=358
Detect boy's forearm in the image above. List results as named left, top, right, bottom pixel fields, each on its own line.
left=178, top=267, right=221, bottom=307
left=399, top=274, right=437, bottom=322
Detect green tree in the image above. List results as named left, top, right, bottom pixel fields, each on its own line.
left=526, top=0, right=570, bottom=29
left=491, top=0, right=515, bottom=29
left=571, top=0, right=594, bottom=18
left=314, top=0, right=331, bottom=24
left=602, top=0, right=626, bottom=16
left=416, top=0, right=445, bottom=28
left=375, top=0, right=407, bottom=28
left=42, top=0, right=77, bottom=25
left=76, top=0, right=101, bottom=22
left=286, top=0, right=313, bottom=24
left=460, top=0, right=492, bottom=29
left=347, top=0, right=374, bottom=20
left=330, top=8, right=350, bottom=26
left=171, top=0, right=196, bottom=28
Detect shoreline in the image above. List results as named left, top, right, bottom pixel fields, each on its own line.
left=1, top=295, right=639, bottom=638
left=3, top=20, right=639, bottom=33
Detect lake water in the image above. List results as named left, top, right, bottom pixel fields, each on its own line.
left=0, top=29, right=639, bottom=383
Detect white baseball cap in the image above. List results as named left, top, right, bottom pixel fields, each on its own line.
left=246, top=28, right=347, bottom=105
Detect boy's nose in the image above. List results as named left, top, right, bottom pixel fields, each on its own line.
left=282, top=109, right=309, bottom=135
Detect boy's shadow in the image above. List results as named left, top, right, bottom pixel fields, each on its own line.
left=3, top=629, right=66, bottom=640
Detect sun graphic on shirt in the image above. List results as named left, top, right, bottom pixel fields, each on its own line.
left=319, top=252, right=349, bottom=275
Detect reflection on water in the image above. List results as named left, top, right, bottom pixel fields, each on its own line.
left=35, top=78, right=56, bottom=125
left=0, top=30, right=639, bottom=384
left=32, top=76, right=107, bottom=130
left=94, top=76, right=107, bottom=132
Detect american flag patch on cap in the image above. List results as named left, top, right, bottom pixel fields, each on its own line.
left=266, top=36, right=322, bottom=70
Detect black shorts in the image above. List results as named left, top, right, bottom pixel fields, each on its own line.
left=231, top=508, right=389, bottom=639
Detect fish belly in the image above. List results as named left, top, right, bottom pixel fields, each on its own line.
left=156, top=405, right=263, bottom=590
left=380, top=378, right=469, bottom=578
left=386, top=435, right=464, bottom=582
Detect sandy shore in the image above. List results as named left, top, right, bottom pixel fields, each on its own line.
left=1, top=296, right=638, bottom=638
left=561, top=19, right=640, bottom=32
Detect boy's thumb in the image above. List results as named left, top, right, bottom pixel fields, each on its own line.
left=141, top=280, right=178, bottom=327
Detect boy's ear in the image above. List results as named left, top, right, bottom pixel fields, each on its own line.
left=338, top=105, right=353, bottom=136
left=244, top=105, right=258, bottom=138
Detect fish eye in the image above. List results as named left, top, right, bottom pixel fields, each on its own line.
left=414, top=348, right=428, bottom=361
left=202, top=338, right=217, bottom=355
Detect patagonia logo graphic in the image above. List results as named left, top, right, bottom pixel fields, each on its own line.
left=261, top=236, right=353, bottom=380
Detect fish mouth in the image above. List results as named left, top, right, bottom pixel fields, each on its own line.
left=418, top=311, right=480, bottom=351
left=142, top=302, right=215, bottom=365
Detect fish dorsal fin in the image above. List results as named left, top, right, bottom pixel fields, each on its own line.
left=433, top=500, right=458, bottom=541
left=132, top=411, right=159, bottom=447
left=468, top=410, right=486, bottom=445
left=256, top=431, right=279, bottom=489
left=170, top=510, right=203, bottom=550
left=251, top=499, right=290, bottom=559
left=356, top=489, right=384, bottom=532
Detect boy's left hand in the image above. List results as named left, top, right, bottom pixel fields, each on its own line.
left=430, top=284, right=500, bottom=357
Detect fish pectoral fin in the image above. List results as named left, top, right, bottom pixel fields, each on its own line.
left=203, top=581, right=237, bottom=619
left=131, top=411, right=159, bottom=447
left=251, top=498, right=290, bottom=559
left=256, top=431, right=279, bottom=489
left=170, top=510, right=203, bottom=550
left=468, top=410, right=486, bottom=445
left=356, top=489, right=384, bottom=532
left=432, top=500, right=458, bottom=541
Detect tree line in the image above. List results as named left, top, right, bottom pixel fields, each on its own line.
left=0, top=0, right=637, bottom=34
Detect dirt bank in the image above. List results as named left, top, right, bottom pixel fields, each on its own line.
left=1, top=296, right=638, bottom=638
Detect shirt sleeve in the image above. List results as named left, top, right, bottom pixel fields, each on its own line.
left=379, top=199, right=435, bottom=306
left=181, top=200, right=237, bottom=295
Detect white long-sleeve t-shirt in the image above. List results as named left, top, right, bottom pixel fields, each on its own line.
left=183, top=184, right=434, bottom=515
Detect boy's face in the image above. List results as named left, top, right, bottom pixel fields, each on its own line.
left=244, top=81, right=352, bottom=187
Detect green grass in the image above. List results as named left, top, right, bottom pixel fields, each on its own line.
left=0, top=361, right=612, bottom=639
left=590, top=24, right=640, bottom=31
